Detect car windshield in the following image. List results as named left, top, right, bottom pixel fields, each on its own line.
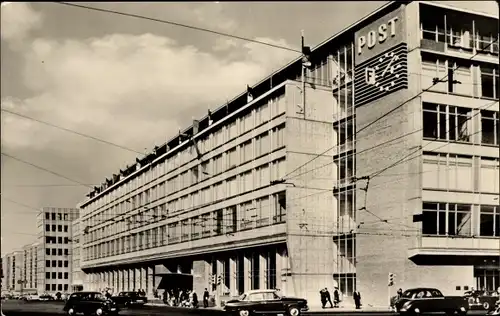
left=94, top=293, right=107, bottom=301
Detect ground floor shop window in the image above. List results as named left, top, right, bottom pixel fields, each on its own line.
left=475, top=268, right=500, bottom=292
left=333, top=273, right=356, bottom=297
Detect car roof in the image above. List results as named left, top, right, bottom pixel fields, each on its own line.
left=73, top=291, right=101, bottom=294
left=405, top=288, right=440, bottom=292
left=246, top=290, right=278, bottom=294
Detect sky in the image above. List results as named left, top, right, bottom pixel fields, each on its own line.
left=1, top=1, right=498, bottom=256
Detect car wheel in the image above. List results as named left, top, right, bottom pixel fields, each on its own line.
left=288, top=306, right=300, bottom=316
left=239, top=310, right=250, bottom=316
left=66, top=307, right=75, bottom=315
left=95, top=307, right=103, bottom=316
left=484, top=302, right=491, bottom=310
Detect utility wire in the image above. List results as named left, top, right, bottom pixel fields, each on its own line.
left=53, top=2, right=300, bottom=54
left=1, top=108, right=143, bottom=155
left=1, top=152, right=93, bottom=189
left=280, top=37, right=499, bottom=181
left=0, top=196, right=43, bottom=214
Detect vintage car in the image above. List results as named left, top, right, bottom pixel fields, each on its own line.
left=110, top=291, right=147, bottom=307
left=395, top=288, right=469, bottom=315
left=63, top=291, right=119, bottom=316
left=223, top=289, right=308, bottom=316
left=464, top=290, right=499, bottom=311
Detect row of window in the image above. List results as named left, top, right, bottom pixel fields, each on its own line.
left=423, top=103, right=500, bottom=145
left=84, top=157, right=286, bottom=244
left=43, top=211, right=73, bottom=221
left=83, top=192, right=286, bottom=260
left=45, top=272, right=69, bottom=280
left=45, top=224, right=69, bottom=233
left=45, top=283, right=69, bottom=292
left=83, top=92, right=287, bottom=214
left=422, top=202, right=500, bottom=237
left=45, top=248, right=70, bottom=256
left=45, top=260, right=69, bottom=268
left=45, top=236, right=70, bottom=244
left=422, top=56, right=499, bottom=99
left=422, top=154, right=499, bottom=193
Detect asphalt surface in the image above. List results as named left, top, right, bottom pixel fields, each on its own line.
left=0, top=300, right=492, bottom=316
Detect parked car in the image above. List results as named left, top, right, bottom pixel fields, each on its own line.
left=396, top=288, right=469, bottom=315
left=110, top=291, right=147, bottom=307
left=24, top=293, right=40, bottom=301
left=39, top=293, right=55, bottom=301
left=223, top=289, right=308, bottom=316
left=63, top=291, right=119, bottom=316
left=464, top=290, right=498, bottom=311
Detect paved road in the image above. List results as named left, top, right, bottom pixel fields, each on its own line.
left=0, top=300, right=491, bottom=316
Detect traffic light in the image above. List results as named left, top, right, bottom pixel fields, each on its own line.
left=388, top=273, right=395, bottom=286
left=217, top=275, right=222, bottom=285
left=210, top=274, right=215, bottom=284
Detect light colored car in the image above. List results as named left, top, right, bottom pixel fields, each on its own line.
left=26, top=294, right=40, bottom=301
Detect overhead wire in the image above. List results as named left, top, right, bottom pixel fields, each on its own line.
left=1, top=152, right=94, bottom=189
left=52, top=2, right=301, bottom=54
left=280, top=37, right=499, bottom=181
left=0, top=108, right=144, bottom=155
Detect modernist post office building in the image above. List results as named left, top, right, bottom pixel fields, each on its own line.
left=77, top=1, right=499, bottom=307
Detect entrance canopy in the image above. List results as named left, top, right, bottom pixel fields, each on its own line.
left=156, top=273, right=193, bottom=291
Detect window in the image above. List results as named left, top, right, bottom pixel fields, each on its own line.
left=51, top=249, right=56, bottom=256
left=46, top=272, right=50, bottom=279
left=58, top=272, right=62, bottom=279
left=45, top=284, right=50, bottom=291
left=52, top=225, right=56, bottom=232
left=273, top=191, right=286, bottom=223
left=480, top=158, right=500, bottom=194
left=52, top=272, right=56, bottom=279
left=58, top=237, right=62, bottom=244
left=45, top=212, right=50, bottom=220
left=422, top=202, right=472, bottom=236
left=422, top=103, right=472, bottom=142
left=51, top=213, right=56, bottom=220
left=240, top=140, right=252, bottom=164
left=227, top=148, right=237, bottom=169
left=272, top=125, right=285, bottom=150
left=46, top=260, right=50, bottom=267
left=64, top=284, right=68, bottom=291
left=422, top=152, right=473, bottom=191
left=58, top=249, right=62, bottom=256
left=46, top=248, right=50, bottom=256
left=64, top=272, right=68, bottom=279
left=481, top=65, right=498, bottom=99
left=480, top=205, right=500, bottom=237
left=45, top=224, right=50, bottom=232
left=58, top=225, right=62, bottom=232
left=64, top=249, right=69, bottom=256
left=58, top=284, right=62, bottom=291
left=58, top=260, right=62, bottom=268
left=255, top=132, right=270, bottom=157
left=481, top=110, right=499, bottom=146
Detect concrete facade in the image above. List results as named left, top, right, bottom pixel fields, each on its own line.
left=77, top=1, right=499, bottom=308
left=36, top=207, right=80, bottom=294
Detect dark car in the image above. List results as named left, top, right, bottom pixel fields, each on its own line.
left=395, top=288, right=469, bottom=315
left=464, top=290, right=499, bottom=311
left=63, top=291, right=119, bottom=315
left=223, top=289, right=308, bottom=316
left=39, top=293, right=55, bottom=301
left=110, top=291, right=147, bottom=307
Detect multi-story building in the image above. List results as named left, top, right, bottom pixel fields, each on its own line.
left=78, top=1, right=499, bottom=306
left=36, top=207, right=80, bottom=294
left=71, top=217, right=84, bottom=292
left=2, top=251, right=23, bottom=292
left=21, top=242, right=39, bottom=291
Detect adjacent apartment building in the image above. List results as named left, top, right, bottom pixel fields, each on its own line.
left=71, top=217, right=84, bottom=292
left=36, top=207, right=80, bottom=294
left=77, top=1, right=499, bottom=306
left=2, top=251, right=23, bottom=292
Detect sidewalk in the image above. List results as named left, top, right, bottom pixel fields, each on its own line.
left=145, top=301, right=392, bottom=313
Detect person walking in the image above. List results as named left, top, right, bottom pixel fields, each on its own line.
left=333, top=287, right=340, bottom=308
left=325, top=288, right=334, bottom=308
left=192, top=291, right=198, bottom=308
left=203, top=288, right=209, bottom=308
left=319, top=288, right=327, bottom=308
left=353, top=290, right=361, bottom=309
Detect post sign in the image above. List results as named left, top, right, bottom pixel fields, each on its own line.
left=354, top=5, right=406, bottom=66
left=354, top=5, right=408, bottom=107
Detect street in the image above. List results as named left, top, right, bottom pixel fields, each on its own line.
left=0, top=300, right=492, bottom=316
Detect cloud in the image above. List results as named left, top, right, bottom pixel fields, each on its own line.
left=1, top=31, right=296, bottom=167
left=0, top=2, right=42, bottom=45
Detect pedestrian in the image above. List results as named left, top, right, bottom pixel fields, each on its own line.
left=333, top=287, right=340, bottom=308
left=319, top=288, right=327, bottom=308
left=203, top=288, right=209, bottom=308
left=192, top=291, right=198, bottom=308
left=325, top=288, right=334, bottom=308
left=353, top=290, right=361, bottom=309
